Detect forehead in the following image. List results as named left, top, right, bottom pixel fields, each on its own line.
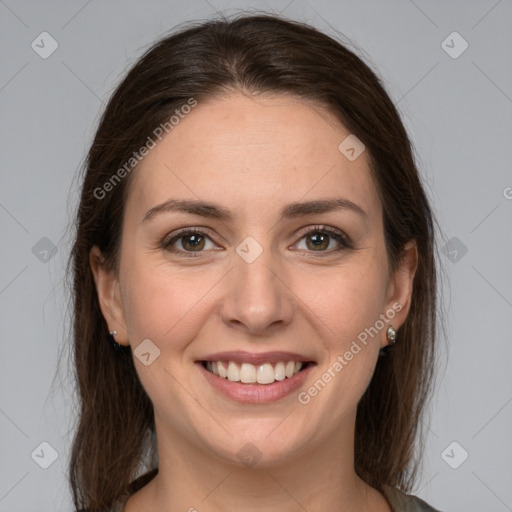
left=126, top=92, right=381, bottom=225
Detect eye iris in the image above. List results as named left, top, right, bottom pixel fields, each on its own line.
left=307, top=232, right=329, bottom=251
left=182, top=233, right=205, bottom=251
left=170, top=229, right=341, bottom=254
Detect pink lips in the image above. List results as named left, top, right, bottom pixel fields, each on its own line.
left=196, top=351, right=316, bottom=404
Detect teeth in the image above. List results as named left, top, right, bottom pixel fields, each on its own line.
left=257, top=363, right=275, bottom=384
left=205, top=360, right=305, bottom=385
left=217, top=361, right=227, bottom=378
left=285, top=361, right=295, bottom=378
left=240, top=363, right=257, bottom=383
left=274, top=361, right=286, bottom=381
left=227, top=361, right=240, bottom=382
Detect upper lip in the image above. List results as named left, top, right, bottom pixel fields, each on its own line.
left=198, top=351, right=316, bottom=366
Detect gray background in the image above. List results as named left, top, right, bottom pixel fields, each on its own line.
left=1, top=0, right=511, bottom=510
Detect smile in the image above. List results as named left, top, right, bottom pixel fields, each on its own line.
left=196, top=352, right=317, bottom=404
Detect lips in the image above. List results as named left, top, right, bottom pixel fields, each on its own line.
left=195, top=350, right=317, bottom=403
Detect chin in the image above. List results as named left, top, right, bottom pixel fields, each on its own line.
left=200, top=428, right=307, bottom=470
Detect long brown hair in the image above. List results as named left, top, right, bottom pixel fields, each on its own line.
left=67, top=11, right=440, bottom=511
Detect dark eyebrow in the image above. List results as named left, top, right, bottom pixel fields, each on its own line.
left=142, top=197, right=368, bottom=223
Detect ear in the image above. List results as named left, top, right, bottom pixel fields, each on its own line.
left=89, top=245, right=129, bottom=346
left=382, top=240, right=418, bottom=347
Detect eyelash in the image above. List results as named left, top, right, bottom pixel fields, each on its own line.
left=161, top=225, right=352, bottom=258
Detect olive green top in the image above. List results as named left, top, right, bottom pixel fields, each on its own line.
left=383, top=484, right=442, bottom=511
left=107, top=485, right=441, bottom=511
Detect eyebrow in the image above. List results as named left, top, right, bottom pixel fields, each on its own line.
left=142, top=197, right=368, bottom=223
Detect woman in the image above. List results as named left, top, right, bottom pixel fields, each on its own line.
left=69, top=12, right=442, bottom=512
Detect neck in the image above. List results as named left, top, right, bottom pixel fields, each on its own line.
left=143, top=414, right=389, bottom=512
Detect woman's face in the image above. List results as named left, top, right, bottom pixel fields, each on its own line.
left=92, top=92, right=416, bottom=468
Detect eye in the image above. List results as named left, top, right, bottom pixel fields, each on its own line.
left=293, top=225, right=351, bottom=254
left=162, top=225, right=351, bottom=258
left=162, top=228, right=216, bottom=257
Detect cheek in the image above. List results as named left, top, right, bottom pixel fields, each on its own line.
left=120, top=251, right=226, bottom=356
left=298, top=259, right=388, bottom=403
left=303, top=261, right=389, bottom=348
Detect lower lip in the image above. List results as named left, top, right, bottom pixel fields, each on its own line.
left=196, top=362, right=315, bottom=404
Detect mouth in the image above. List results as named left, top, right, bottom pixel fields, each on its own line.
left=195, top=351, right=317, bottom=403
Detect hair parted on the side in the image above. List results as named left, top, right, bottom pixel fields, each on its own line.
left=67, top=11, right=439, bottom=511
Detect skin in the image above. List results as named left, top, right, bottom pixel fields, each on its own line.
left=90, top=92, right=417, bottom=512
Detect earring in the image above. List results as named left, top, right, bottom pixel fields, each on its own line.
left=109, top=330, right=121, bottom=351
left=379, top=325, right=397, bottom=357
left=386, top=326, right=397, bottom=345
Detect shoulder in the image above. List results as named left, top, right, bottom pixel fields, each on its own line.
left=382, top=484, right=443, bottom=512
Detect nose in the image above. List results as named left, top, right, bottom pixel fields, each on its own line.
left=220, top=242, right=294, bottom=336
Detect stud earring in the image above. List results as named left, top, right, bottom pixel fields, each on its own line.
left=109, top=330, right=121, bottom=351
left=386, top=325, right=397, bottom=345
